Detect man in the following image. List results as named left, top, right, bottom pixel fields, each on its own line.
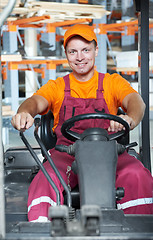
left=11, top=24, right=153, bottom=222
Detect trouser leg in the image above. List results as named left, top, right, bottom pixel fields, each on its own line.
left=27, top=162, right=64, bottom=222
left=116, top=151, right=153, bottom=214
left=27, top=159, right=78, bottom=222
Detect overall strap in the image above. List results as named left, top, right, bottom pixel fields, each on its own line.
left=63, top=74, right=71, bottom=97
left=97, top=73, right=105, bottom=98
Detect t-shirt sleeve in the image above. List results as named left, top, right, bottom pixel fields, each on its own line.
left=103, top=73, right=138, bottom=114
left=33, top=78, right=65, bottom=115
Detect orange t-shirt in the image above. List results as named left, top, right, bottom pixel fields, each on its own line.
left=34, top=70, right=137, bottom=130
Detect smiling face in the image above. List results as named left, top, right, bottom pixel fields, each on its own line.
left=65, top=36, right=98, bottom=82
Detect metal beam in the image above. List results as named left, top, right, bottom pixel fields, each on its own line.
left=138, top=0, right=151, bottom=171
left=0, top=0, right=17, bottom=238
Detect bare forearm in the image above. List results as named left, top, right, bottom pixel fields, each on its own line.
left=108, top=93, right=145, bottom=132
left=124, top=93, right=146, bottom=129
left=17, top=97, right=40, bottom=117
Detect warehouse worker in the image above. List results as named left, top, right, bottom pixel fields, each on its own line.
left=11, top=24, right=153, bottom=222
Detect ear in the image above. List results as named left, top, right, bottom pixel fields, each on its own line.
left=95, top=45, right=98, bottom=57
left=65, top=49, right=67, bottom=57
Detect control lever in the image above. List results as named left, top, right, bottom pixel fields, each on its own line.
left=20, top=130, right=60, bottom=205
left=55, top=144, right=75, bottom=156
left=117, top=142, right=138, bottom=155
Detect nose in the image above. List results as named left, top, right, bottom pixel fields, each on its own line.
left=76, top=51, right=84, bottom=61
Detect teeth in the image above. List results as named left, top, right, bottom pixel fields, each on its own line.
left=77, top=63, right=85, bottom=66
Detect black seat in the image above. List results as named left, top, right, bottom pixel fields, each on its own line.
left=40, top=110, right=57, bottom=151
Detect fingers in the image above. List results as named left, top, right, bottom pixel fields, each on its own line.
left=108, top=120, right=125, bottom=132
left=11, top=113, right=34, bottom=131
left=120, top=114, right=136, bottom=130
left=108, top=114, right=135, bottom=132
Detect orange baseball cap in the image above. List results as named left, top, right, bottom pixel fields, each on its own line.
left=64, top=24, right=97, bottom=48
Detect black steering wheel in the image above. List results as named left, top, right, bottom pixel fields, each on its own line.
left=61, top=113, right=130, bottom=142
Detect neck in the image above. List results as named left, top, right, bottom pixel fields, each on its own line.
left=73, top=69, right=95, bottom=82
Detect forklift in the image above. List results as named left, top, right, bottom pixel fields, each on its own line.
left=0, top=0, right=153, bottom=239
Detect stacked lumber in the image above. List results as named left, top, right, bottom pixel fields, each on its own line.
left=1, top=53, right=22, bottom=62
left=0, top=0, right=110, bottom=23
left=114, top=51, right=153, bottom=71
left=116, top=51, right=138, bottom=68
left=0, top=0, right=20, bottom=13
left=2, top=106, right=15, bottom=116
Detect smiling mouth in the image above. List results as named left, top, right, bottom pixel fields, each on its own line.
left=75, top=63, right=87, bottom=67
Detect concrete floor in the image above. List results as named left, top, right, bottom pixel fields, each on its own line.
left=3, top=118, right=153, bottom=175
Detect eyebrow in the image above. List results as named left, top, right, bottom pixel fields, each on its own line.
left=68, top=46, right=90, bottom=52
left=68, top=48, right=76, bottom=51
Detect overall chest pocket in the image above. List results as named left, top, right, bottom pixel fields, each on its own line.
left=63, top=98, right=110, bottom=133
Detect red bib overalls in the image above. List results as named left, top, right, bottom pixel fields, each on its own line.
left=28, top=73, right=153, bottom=222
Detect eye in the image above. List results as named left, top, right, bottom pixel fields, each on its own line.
left=83, top=48, right=89, bottom=53
left=68, top=49, right=76, bottom=54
